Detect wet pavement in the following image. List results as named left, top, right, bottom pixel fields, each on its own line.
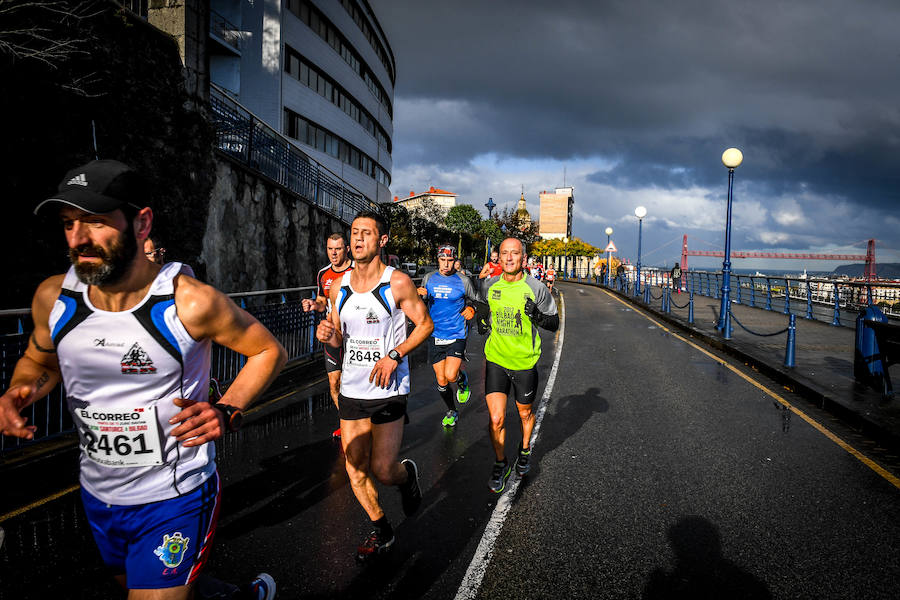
left=616, top=281, right=900, bottom=448
left=2, top=283, right=900, bottom=599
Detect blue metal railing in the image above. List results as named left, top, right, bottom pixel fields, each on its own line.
left=209, top=84, right=378, bottom=226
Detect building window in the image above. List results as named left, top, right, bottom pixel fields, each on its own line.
left=284, top=45, right=392, bottom=152
left=285, top=0, right=392, bottom=118
left=284, top=109, right=390, bottom=186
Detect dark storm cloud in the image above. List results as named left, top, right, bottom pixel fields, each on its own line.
left=377, top=0, right=900, bottom=210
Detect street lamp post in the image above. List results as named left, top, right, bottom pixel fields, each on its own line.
left=717, top=148, right=743, bottom=339
left=485, top=197, right=496, bottom=262
left=634, top=206, right=647, bottom=296
left=562, top=236, right=569, bottom=279
left=605, top=226, right=613, bottom=286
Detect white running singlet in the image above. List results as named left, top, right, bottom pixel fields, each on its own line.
left=336, top=266, right=410, bottom=399
left=49, top=262, right=215, bottom=506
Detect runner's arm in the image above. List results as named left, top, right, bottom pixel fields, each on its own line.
left=367, top=271, right=433, bottom=388
left=479, top=263, right=491, bottom=279
left=171, top=277, right=288, bottom=446
left=316, top=281, right=343, bottom=349
left=0, top=276, right=64, bottom=439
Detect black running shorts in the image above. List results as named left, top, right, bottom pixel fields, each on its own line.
left=338, top=394, right=408, bottom=424
left=427, top=337, right=467, bottom=364
left=324, top=344, right=344, bottom=374
left=484, top=360, right=539, bottom=405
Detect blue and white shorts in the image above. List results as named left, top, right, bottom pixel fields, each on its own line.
left=81, top=472, right=220, bottom=589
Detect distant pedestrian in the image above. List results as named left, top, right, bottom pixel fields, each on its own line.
left=671, top=263, right=683, bottom=294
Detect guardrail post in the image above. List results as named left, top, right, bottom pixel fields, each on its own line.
left=688, top=285, right=695, bottom=324
left=750, top=277, right=756, bottom=307
left=240, top=298, right=247, bottom=309
left=765, top=278, right=772, bottom=311
left=805, top=281, right=814, bottom=320
left=665, top=285, right=672, bottom=314
left=784, top=314, right=796, bottom=368
left=17, top=318, right=23, bottom=334
left=783, top=278, right=791, bottom=314
left=735, top=275, right=742, bottom=305
left=714, top=273, right=720, bottom=299
left=831, top=282, right=841, bottom=326
left=644, top=284, right=650, bottom=304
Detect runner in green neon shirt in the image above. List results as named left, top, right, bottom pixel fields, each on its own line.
left=478, top=238, right=558, bottom=492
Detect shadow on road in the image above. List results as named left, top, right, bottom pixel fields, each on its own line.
left=528, top=387, right=609, bottom=483
left=642, top=515, right=771, bottom=600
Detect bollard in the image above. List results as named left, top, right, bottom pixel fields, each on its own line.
left=714, top=273, right=720, bottom=299
left=735, top=275, right=742, bottom=305
left=831, top=282, right=841, bottom=326
left=749, top=277, right=756, bottom=308
left=765, top=278, right=772, bottom=311
left=665, top=286, right=672, bottom=313
left=784, top=314, right=796, bottom=368
left=805, top=281, right=813, bottom=320
left=688, top=287, right=695, bottom=324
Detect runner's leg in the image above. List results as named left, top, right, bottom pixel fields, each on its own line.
left=369, top=418, right=407, bottom=486
left=327, top=371, right=341, bottom=411
left=341, top=418, right=382, bottom=520
left=485, top=392, right=509, bottom=462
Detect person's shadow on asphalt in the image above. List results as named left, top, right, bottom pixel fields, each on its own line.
left=642, top=515, right=772, bottom=600
left=524, top=386, right=609, bottom=487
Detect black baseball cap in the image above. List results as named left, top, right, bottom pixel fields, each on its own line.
left=34, top=159, right=149, bottom=215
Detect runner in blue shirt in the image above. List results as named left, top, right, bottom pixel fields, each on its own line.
left=417, top=245, right=478, bottom=427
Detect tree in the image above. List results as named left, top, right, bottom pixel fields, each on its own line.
left=445, top=204, right=482, bottom=257
left=493, top=207, right=540, bottom=249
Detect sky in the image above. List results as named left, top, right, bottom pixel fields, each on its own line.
left=374, top=0, right=900, bottom=272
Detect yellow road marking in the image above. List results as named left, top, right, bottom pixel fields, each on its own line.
left=0, top=484, right=80, bottom=523
left=603, top=288, right=900, bottom=491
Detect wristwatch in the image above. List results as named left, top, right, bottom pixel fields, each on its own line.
left=388, top=349, right=401, bottom=362
left=212, top=402, right=243, bottom=432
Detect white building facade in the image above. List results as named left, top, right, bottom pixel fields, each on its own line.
left=209, top=0, right=395, bottom=204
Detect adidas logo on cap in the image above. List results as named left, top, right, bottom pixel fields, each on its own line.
left=67, top=174, right=89, bottom=187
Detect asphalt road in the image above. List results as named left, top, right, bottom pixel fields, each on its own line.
left=2, top=282, right=900, bottom=599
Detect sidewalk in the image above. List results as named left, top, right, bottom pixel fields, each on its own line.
left=573, top=280, right=900, bottom=448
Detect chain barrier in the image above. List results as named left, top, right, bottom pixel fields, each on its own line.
left=670, top=295, right=691, bottom=309
left=729, top=309, right=789, bottom=337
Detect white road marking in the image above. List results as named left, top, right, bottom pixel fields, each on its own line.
left=454, top=293, right=567, bottom=600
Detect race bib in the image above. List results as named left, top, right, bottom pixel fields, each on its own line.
left=345, top=337, right=385, bottom=368
left=74, top=404, right=164, bottom=468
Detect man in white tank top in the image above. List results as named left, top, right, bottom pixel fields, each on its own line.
left=0, top=160, right=286, bottom=599
left=316, top=210, right=433, bottom=561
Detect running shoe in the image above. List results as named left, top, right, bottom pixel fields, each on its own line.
left=399, top=458, right=422, bottom=516
left=456, top=373, right=470, bottom=404
left=356, top=529, right=395, bottom=561
left=442, top=410, right=459, bottom=427
left=488, top=459, right=511, bottom=493
left=332, top=427, right=342, bottom=439
left=515, top=447, right=531, bottom=476
left=246, top=573, right=277, bottom=600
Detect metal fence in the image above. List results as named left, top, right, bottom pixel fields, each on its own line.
left=0, top=286, right=323, bottom=455
left=209, top=84, right=378, bottom=225
left=560, top=268, right=900, bottom=325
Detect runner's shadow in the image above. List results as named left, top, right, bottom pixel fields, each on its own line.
left=642, top=516, right=771, bottom=600
left=526, top=387, right=609, bottom=484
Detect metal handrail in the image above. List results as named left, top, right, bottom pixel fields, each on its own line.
left=209, top=84, right=379, bottom=226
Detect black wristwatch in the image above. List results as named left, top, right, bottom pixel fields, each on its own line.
left=212, top=403, right=243, bottom=432
left=388, top=349, right=401, bottom=362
